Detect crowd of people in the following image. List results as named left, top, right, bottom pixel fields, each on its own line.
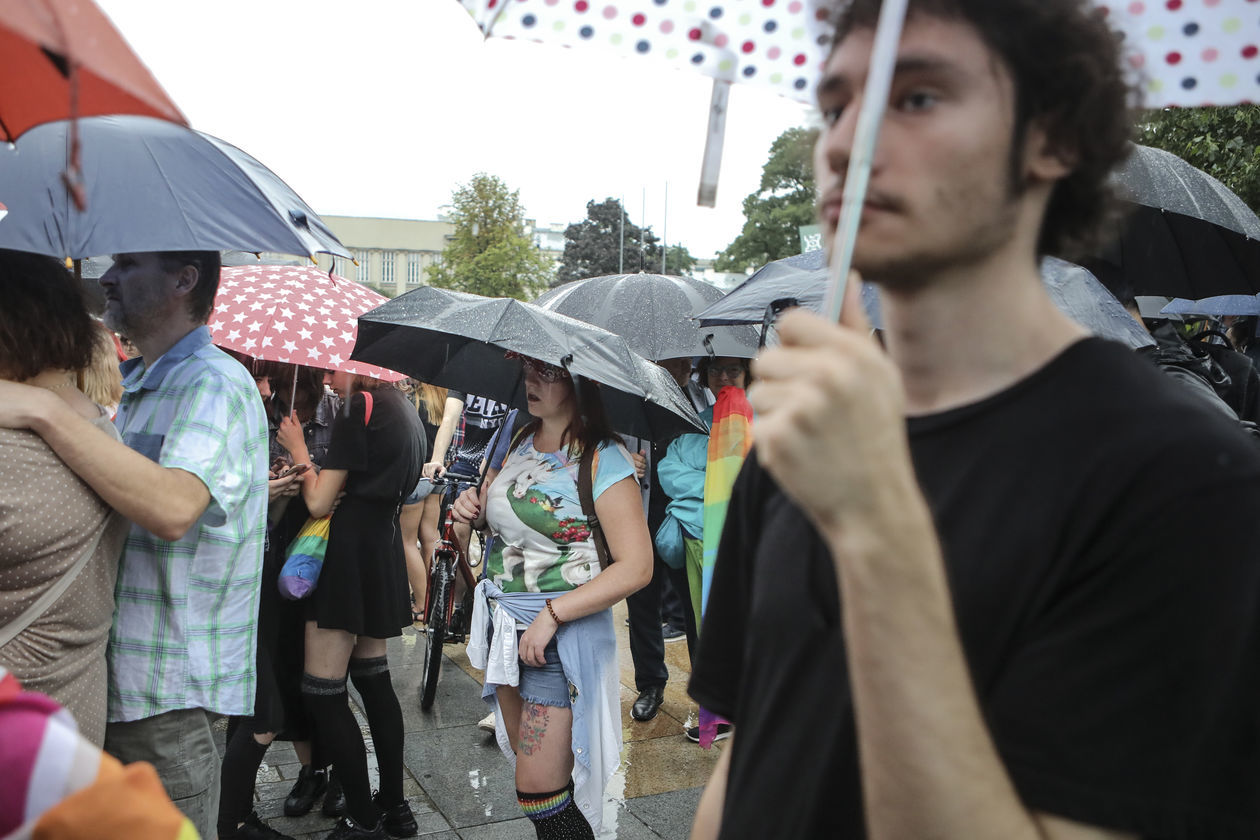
left=0, top=244, right=742, bottom=840
left=4, top=1, right=1260, bottom=839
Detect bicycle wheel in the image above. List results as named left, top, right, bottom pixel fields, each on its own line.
left=419, top=555, right=453, bottom=711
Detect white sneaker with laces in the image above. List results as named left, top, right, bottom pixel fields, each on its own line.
left=478, top=711, right=496, bottom=733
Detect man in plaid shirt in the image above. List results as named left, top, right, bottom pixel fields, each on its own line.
left=0, top=251, right=268, bottom=839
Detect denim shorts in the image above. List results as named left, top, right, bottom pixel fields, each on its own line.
left=516, top=629, right=572, bottom=708
left=404, top=477, right=435, bottom=506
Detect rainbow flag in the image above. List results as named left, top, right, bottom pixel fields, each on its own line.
left=696, top=385, right=754, bottom=747
left=0, top=668, right=199, bottom=840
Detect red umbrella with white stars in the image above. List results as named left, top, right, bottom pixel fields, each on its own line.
left=208, top=264, right=405, bottom=382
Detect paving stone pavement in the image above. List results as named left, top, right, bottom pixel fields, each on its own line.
left=220, top=600, right=723, bottom=839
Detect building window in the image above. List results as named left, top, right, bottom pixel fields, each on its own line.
left=381, top=251, right=396, bottom=288
left=333, top=257, right=349, bottom=277
left=407, top=252, right=425, bottom=285
left=355, top=251, right=372, bottom=286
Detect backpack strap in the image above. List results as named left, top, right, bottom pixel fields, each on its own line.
left=577, top=445, right=613, bottom=571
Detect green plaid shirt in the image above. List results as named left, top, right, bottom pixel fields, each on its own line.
left=107, top=327, right=268, bottom=722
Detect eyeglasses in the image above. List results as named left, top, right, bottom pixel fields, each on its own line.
left=708, top=364, right=745, bottom=380
left=506, top=351, right=569, bottom=383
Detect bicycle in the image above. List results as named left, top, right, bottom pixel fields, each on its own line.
left=417, top=462, right=482, bottom=711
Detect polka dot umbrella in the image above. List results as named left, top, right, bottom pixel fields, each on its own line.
left=458, top=0, right=834, bottom=206
left=459, top=0, right=1260, bottom=311
left=461, top=0, right=835, bottom=103
left=461, top=0, right=1259, bottom=110
left=1098, top=1, right=1260, bottom=107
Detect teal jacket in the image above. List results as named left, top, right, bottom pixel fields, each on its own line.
left=654, top=406, right=713, bottom=569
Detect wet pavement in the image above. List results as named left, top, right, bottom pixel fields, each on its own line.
left=238, top=600, right=722, bottom=839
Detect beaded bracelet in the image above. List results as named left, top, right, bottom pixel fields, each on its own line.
left=545, top=598, right=563, bottom=626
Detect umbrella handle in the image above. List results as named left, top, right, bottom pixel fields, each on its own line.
left=697, top=80, right=731, bottom=209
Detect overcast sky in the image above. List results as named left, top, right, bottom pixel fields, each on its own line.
left=95, top=0, right=818, bottom=260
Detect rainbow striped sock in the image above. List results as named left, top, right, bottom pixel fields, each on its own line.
left=517, top=785, right=571, bottom=821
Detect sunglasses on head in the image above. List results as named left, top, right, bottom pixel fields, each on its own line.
left=505, top=351, right=569, bottom=383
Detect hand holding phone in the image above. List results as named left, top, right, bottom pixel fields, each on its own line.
left=278, top=463, right=310, bottom=478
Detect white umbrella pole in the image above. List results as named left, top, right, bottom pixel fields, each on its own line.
left=289, top=366, right=298, bottom=418
left=821, top=0, right=911, bottom=322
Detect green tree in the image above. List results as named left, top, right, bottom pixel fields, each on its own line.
left=557, top=198, right=663, bottom=285
left=662, top=244, right=697, bottom=277
left=715, top=126, right=820, bottom=274
left=1137, top=105, right=1260, bottom=212
left=427, top=173, right=553, bottom=299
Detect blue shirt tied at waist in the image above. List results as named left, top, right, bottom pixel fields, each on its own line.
left=467, top=579, right=620, bottom=834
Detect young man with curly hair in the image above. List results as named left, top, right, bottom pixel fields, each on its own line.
left=689, top=2, right=1260, bottom=838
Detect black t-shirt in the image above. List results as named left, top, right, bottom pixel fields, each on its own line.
left=690, top=338, right=1260, bottom=840
left=448, top=390, right=508, bottom=465
left=323, top=387, right=426, bottom=504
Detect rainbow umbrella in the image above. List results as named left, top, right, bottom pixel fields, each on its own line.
left=695, top=384, right=754, bottom=747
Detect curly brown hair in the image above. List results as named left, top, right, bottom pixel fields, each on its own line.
left=832, top=0, right=1136, bottom=260
left=0, top=249, right=96, bottom=381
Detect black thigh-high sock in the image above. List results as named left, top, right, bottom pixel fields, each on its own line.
left=217, top=719, right=270, bottom=835
left=517, top=781, right=594, bottom=839
left=302, top=673, right=378, bottom=827
left=349, top=655, right=405, bottom=806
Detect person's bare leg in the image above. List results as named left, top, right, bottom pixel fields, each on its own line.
left=400, top=501, right=426, bottom=620
left=420, top=493, right=441, bottom=571
left=496, top=685, right=524, bottom=752
left=304, top=623, right=355, bottom=679
left=513, top=702, right=575, bottom=793
left=505, top=693, right=591, bottom=838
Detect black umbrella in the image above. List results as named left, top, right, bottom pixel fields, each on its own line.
left=1089, top=144, right=1260, bottom=299
left=696, top=252, right=1153, bottom=350
left=351, top=286, right=707, bottom=441
left=533, top=273, right=759, bottom=360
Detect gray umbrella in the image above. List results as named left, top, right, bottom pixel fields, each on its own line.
left=352, top=286, right=707, bottom=441
left=0, top=115, right=349, bottom=260
left=534, top=273, right=759, bottom=360
left=695, top=249, right=882, bottom=329
left=696, top=251, right=1153, bottom=350
left=1088, top=143, right=1260, bottom=298
left=1160, top=295, right=1260, bottom=318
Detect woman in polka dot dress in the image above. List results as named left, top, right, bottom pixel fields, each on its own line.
left=0, top=250, right=129, bottom=747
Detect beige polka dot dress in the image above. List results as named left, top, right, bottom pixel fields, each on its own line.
left=0, top=414, right=128, bottom=746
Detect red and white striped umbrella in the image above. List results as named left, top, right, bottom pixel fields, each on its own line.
left=208, top=264, right=405, bottom=382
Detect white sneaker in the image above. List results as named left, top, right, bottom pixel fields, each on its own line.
left=478, top=711, right=496, bottom=733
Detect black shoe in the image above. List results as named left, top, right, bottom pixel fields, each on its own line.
left=631, top=685, right=665, bottom=722
left=325, top=815, right=387, bottom=840
left=322, top=771, right=346, bottom=818
left=686, top=723, right=732, bottom=743
left=662, top=622, right=686, bottom=642
left=284, top=765, right=328, bottom=817
left=372, top=792, right=419, bottom=838
left=222, top=811, right=297, bottom=840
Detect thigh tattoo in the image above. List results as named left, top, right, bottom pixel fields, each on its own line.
left=519, top=702, right=551, bottom=756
